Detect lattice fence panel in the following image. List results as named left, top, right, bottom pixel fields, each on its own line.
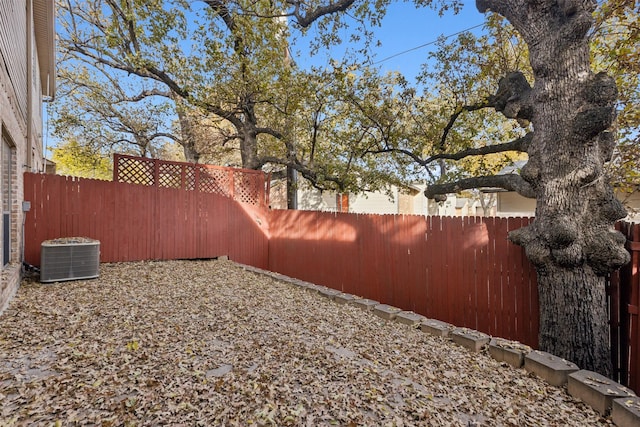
left=234, top=171, right=262, bottom=204
left=114, top=154, right=266, bottom=206
left=157, top=163, right=183, bottom=189
left=184, top=167, right=196, bottom=190
left=198, top=166, right=231, bottom=197
left=116, top=157, right=154, bottom=186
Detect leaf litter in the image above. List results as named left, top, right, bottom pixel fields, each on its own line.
left=0, top=259, right=613, bottom=426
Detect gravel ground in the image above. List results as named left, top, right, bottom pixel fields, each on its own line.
left=0, top=259, right=612, bottom=426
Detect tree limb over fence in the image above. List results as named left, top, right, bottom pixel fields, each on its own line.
left=424, top=173, right=535, bottom=202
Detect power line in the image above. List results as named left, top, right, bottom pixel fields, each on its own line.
left=372, top=23, right=485, bottom=65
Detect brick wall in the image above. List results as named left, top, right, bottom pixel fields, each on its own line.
left=0, top=38, right=40, bottom=314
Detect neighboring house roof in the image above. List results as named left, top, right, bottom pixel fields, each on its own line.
left=33, top=0, right=56, bottom=98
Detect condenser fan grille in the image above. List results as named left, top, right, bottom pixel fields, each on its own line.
left=40, top=239, right=100, bottom=283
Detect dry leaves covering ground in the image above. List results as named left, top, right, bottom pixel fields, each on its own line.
left=0, top=260, right=612, bottom=426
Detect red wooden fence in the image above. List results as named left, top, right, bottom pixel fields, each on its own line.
left=21, top=170, right=640, bottom=392
left=23, top=173, right=269, bottom=267
left=267, top=210, right=540, bottom=347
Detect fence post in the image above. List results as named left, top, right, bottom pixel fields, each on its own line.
left=113, top=154, right=120, bottom=182
left=153, top=158, right=160, bottom=188
left=265, top=172, right=271, bottom=207
left=194, top=165, right=201, bottom=193
left=228, top=169, right=235, bottom=200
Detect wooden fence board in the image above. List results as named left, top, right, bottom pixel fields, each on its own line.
left=475, top=218, right=490, bottom=335
left=506, top=217, right=522, bottom=342
left=496, top=217, right=510, bottom=338
left=460, top=216, right=474, bottom=329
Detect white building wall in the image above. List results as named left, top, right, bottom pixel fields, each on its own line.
left=496, top=192, right=536, bottom=217
left=617, top=191, right=640, bottom=222
left=297, top=187, right=338, bottom=212
left=296, top=183, right=401, bottom=214
left=349, top=190, right=398, bottom=214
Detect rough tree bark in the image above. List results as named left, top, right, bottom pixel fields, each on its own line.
left=433, top=0, right=630, bottom=376
left=173, top=94, right=201, bottom=163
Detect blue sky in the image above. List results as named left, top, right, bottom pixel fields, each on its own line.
left=292, top=1, right=488, bottom=82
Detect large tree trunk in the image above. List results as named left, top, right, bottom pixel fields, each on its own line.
left=239, top=124, right=261, bottom=170
left=177, top=108, right=200, bottom=163
left=538, top=266, right=611, bottom=375
left=172, top=92, right=201, bottom=163
left=238, top=98, right=262, bottom=170
left=477, top=0, right=630, bottom=376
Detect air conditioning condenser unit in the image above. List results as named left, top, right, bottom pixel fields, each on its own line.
left=40, top=237, right=100, bottom=283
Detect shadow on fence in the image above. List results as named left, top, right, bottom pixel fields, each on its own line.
left=268, top=210, right=539, bottom=347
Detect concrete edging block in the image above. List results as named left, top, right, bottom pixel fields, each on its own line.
left=488, top=338, right=532, bottom=368
left=394, top=311, right=426, bottom=327
left=567, top=370, right=635, bottom=416
left=420, top=319, right=455, bottom=337
left=451, top=328, right=491, bottom=352
left=268, top=272, right=288, bottom=281
left=373, top=304, right=402, bottom=320
left=612, top=396, right=640, bottom=427
left=290, top=279, right=314, bottom=290
left=316, top=286, right=341, bottom=300
left=303, top=283, right=325, bottom=293
left=333, top=293, right=357, bottom=304
left=238, top=264, right=262, bottom=274
left=349, top=298, right=380, bottom=311
left=524, top=350, right=579, bottom=387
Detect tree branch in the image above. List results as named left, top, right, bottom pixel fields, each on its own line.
left=125, top=88, right=172, bottom=102
left=287, top=0, right=358, bottom=28
left=364, top=147, right=428, bottom=167
left=202, top=0, right=236, bottom=31
left=439, top=101, right=492, bottom=149
left=259, top=156, right=346, bottom=191
left=425, top=173, right=535, bottom=201
left=427, top=132, right=532, bottom=163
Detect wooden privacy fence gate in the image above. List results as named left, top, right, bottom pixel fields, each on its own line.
left=22, top=162, right=640, bottom=393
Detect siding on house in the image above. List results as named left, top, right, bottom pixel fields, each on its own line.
left=496, top=191, right=537, bottom=217
left=350, top=191, right=398, bottom=214
left=495, top=189, right=640, bottom=221
left=0, top=0, right=55, bottom=314
left=296, top=185, right=406, bottom=215
left=297, top=187, right=340, bottom=211
left=0, top=0, right=28, bottom=120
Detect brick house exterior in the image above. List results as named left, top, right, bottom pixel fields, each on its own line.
left=1, top=0, right=55, bottom=313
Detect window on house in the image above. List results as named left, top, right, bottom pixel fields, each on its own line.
left=2, top=135, right=13, bottom=266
